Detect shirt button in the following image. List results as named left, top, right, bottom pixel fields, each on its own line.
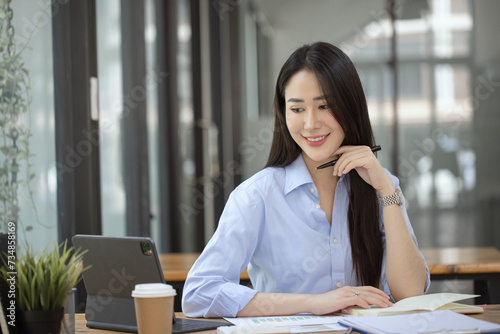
left=336, top=282, right=342, bottom=288
left=332, top=238, right=338, bottom=244
left=310, top=187, right=315, bottom=193
left=315, top=204, right=321, bottom=209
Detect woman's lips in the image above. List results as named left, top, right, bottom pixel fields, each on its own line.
left=304, top=134, right=329, bottom=147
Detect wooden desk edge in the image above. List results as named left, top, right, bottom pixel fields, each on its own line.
left=426, top=263, right=500, bottom=275
left=160, top=253, right=250, bottom=282
left=421, top=247, right=500, bottom=275
left=165, top=269, right=249, bottom=282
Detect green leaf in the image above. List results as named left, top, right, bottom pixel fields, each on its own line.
left=4, top=241, right=89, bottom=310
left=0, top=146, right=12, bottom=155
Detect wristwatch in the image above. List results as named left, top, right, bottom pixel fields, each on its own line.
left=379, top=188, right=403, bottom=207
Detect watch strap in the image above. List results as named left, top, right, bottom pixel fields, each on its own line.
left=380, top=188, right=403, bottom=207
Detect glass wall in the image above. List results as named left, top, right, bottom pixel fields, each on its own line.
left=96, top=0, right=126, bottom=236
left=346, top=0, right=475, bottom=248
left=7, top=1, right=57, bottom=252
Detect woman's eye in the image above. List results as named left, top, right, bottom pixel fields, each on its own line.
left=290, top=107, right=303, bottom=113
left=319, top=105, right=330, bottom=110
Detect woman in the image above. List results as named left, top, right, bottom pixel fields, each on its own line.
left=182, top=42, right=429, bottom=318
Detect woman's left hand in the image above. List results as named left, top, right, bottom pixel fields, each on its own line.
left=331, top=145, right=394, bottom=195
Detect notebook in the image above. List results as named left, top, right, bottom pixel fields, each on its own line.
left=338, top=309, right=500, bottom=334
left=72, top=235, right=229, bottom=333
left=343, top=293, right=484, bottom=316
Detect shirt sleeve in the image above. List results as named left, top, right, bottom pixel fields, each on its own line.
left=379, top=171, right=431, bottom=298
left=181, top=187, right=262, bottom=318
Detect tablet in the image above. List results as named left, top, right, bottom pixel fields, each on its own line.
left=72, top=235, right=229, bottom=333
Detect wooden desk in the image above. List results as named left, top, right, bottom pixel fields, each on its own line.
left=76, top=307, right=500, bottom=333
left=421, top=247, right=500, bottom=304
left=159, top=253, right=249, bottom=282
left=160, top=253, right=250, bottom=312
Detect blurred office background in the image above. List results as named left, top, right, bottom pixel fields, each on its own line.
left=5, top=0, right=500, bottom=298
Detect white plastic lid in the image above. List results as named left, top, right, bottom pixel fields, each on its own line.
left=131, top=283, right=177, bottom=298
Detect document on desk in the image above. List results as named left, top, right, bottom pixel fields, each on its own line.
left=344, top=293, right=484, bottom=316
left=338, top=309, right=500, bottom=334
left=223, top=314, right=346, bottom=333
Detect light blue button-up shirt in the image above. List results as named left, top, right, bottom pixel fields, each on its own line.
left=182, top=155, right=430, bottom=318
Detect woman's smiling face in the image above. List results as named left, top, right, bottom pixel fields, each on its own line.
left=284, top=70, right=345, bottom=169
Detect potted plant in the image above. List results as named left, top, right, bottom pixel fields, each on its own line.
left=0, top=241, right=87, bottom=334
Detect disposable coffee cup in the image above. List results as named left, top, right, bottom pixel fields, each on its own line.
left=132, top=283, right=177, bottom=334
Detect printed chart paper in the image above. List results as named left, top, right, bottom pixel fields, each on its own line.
left=224, top=315, right=346, bottom=333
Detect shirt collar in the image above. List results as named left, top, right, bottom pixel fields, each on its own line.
left=284, top=155, right=314, bottom=195
left=283, top=154, right=348, bottom=195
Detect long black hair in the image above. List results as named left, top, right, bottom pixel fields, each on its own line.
left=265, top=42, right=383, bottom=287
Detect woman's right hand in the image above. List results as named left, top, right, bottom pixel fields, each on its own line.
left=306, top=286, right=393, bottom=315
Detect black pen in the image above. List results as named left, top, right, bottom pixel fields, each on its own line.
left=316, top=145, right=382, bottom=170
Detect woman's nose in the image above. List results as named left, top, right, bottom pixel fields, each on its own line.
left=304, top=110, right=320, bottom=130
